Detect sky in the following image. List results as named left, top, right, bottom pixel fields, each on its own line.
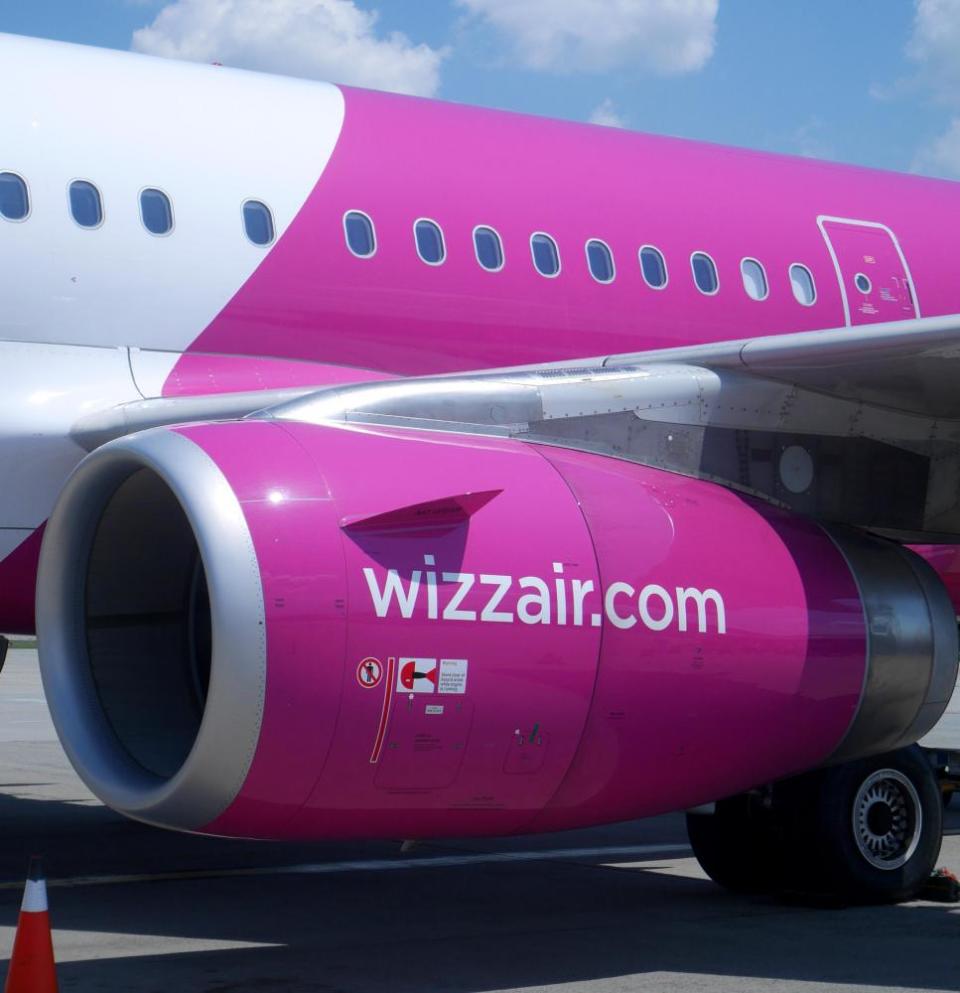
left=2, top=0, right=960, bottom=179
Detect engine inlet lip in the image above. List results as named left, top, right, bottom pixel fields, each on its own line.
left=36, top=428, right=267, bottom=831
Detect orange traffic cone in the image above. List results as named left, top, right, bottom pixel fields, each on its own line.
left=4, top=857, right=57, bottom=993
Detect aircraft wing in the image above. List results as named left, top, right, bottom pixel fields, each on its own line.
left=601, top=312, right=960, bottom=420
left=589, top=311, right=960, bottom=539
left=72, top=312, right=960, bottom=541
left=271, top=312, right=960, bottom=542
left=72, top=385, right=321, bottom=451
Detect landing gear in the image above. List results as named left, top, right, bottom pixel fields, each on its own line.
left=685, top=793, right=779, bottom=894
left=850, top=768, right=923, bottom=871
left=687, top=746, right=943, bottom=904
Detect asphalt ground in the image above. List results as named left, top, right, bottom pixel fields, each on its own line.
left=0, top=648, right=956, bottom=993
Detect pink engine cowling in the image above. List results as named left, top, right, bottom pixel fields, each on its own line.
left=36, top=420, right=957, bottom=838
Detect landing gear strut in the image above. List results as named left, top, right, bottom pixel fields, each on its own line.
left=687, top=746, right=943, bottom=904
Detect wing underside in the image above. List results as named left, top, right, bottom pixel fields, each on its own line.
left=73, top=312, right=960, bottom=542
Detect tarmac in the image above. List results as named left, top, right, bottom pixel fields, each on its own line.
left=0, top=647, right=956, bottom=993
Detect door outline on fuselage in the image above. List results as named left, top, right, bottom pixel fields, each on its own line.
left=816, top=215, right=921, bottom=327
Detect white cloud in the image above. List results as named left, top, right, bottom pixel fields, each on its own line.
left=903, top=1, right=960, bottom=176
left=456, top=0, right=717, bottom=74
left=589, top=98, right=625, bottom=128
left=906, top=0, right=960, bottom=102
left=132, top=0, right=446, bottom=96
left=787, top=117, right=834, bottom=160
left=912, top=116, right=960, bottom=179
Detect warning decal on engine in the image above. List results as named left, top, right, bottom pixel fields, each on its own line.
left=356, top=657, right=384, bottom=689
left=439, top=658, right=468, bottom=695
left=398, top=657, right=438, bottom=693
left=393, top=657, right=469, bottom=695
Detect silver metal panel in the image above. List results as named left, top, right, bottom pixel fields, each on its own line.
left=597, top=313, right=960, bottom=419
left=71, top=386, right=316, bottom=451
left=268, top=362, right=960, bottom=540
left=823, top=526, right=959, bottom=763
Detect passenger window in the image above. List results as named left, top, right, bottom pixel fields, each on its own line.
left=69, top=180, right=103, bottom=228
left=474, top=226, right=504, bottom=271
left=140, top=188, right=173, bottom=236
left=789, top=263, right=816, bottom=305
left=531, top=232, right=560, bottom=277
left=639, top=245, right=667, bottom=288
left=344, top=211, right=376, bottom=257
left=243, top=200, right=275, bottom=246
left=414, top=218, right=445, bottom=265
left=740, top=258, right=768, bottom=301
left=691, top=252, right=718, bottom=294
left=586, top=239, right=615, bottom=283
left=0, top=172, right=29, bottom=221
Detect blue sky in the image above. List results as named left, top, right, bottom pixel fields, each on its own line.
left=3, top=1, right=959, bottom=179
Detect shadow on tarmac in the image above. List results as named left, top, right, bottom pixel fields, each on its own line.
left=29, top=852, right=960, bottom=993
left=0, top=781, right=954, bottom=992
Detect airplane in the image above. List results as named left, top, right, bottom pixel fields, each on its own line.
left=1, top=31, right=959, bottom=906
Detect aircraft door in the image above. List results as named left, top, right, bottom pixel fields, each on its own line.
left=818, top=217, right=919, bottom=326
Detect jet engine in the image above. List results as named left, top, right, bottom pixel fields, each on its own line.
left=36, top=419, right=957, bottom=838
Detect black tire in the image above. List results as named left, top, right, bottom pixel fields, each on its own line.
left=778, top=746, right=942, bottom=904
left=686, top=794, right=782, bottom=894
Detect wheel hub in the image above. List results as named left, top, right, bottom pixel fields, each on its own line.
left=852, top=769, right=922, bottom=871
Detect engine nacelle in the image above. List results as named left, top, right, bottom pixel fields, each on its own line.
left=36, top=420, right=958, bottom=838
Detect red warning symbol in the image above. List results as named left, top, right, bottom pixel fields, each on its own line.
left=398, top=657, right=438, bottom=693
left=357, top=657, right=384, bottom=689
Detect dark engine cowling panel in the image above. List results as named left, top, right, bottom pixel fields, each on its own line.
left=36, top=419, right=958, bottom=838
left=823, top=527, right=958, bottom=763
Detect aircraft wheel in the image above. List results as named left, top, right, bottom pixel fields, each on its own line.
left=781, top=746, right=942, bottom=904
left=685, top=794, right=781, bottom=894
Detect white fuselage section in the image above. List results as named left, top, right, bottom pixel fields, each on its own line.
left=1, top=32, right=343, bottom=352
left=0, top=34, right=343, bottom=535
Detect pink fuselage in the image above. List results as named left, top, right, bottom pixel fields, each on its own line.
left=177, top=85, right=960, bottom=383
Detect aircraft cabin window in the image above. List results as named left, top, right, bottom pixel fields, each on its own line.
left=69, top=180, right=103, bottom=228
left=344, top=210, right=376, bottom=257
left=140, top=188, right=173, bottom=236
left=691, top=252, right=719, bottom=295
left=741, top=258, right=768, bottom=301
left=0, top=172, right=29, bottom=221
left=414, top=218, right=445, bottom=265
left=531, top=232, right=561, bottom=277
left=243, top=200, right=275, bottom=246
left=586, top=239, right=615, bottom=283
left=789, top=263, right=816, bottom=305
left=474, top=226, right=504, bottom=271
left=639, top=245, right=667, bottom=288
